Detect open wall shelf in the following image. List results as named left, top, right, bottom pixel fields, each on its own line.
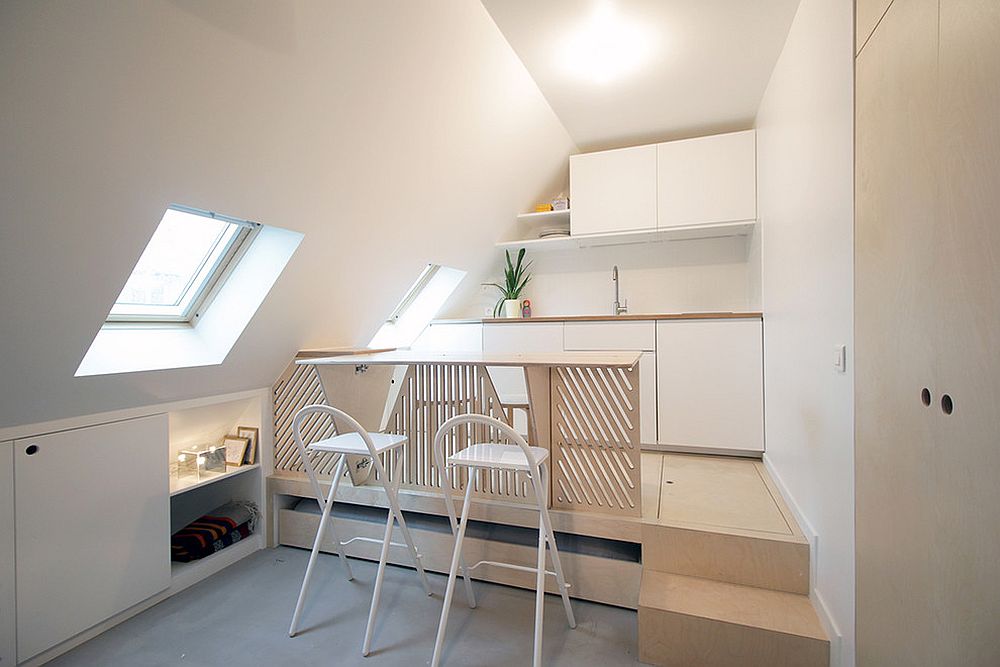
left=169, top=463, right=260, bottom=497
left=496, top=220, right=756, bottom=252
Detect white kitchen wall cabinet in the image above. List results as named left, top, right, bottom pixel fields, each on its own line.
left=569, top=144, right=657, bottom=236
left=656, top=319, right=763, bottom=453
left=0, top=441, right=14, bottom=666
left=14, top=415, right=170, bottom=662
left=656, top=130, right=756, bottom=228
left=563, top=321, right=657, bottom=445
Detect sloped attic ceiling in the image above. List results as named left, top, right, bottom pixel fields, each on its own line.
left=0, top=0, right=575, bottom=428
left=482, top=0, right=800, bottom=151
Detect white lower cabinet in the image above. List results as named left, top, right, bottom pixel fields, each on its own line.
left=564, top=321, right=657, bottom=445
left=14, top=415, right=171, bottom=662
left=656, top=319, right=764, bottom=453
left=483, top=323, right=564, bottom=402
left=0, top=440, right=14, bottom=666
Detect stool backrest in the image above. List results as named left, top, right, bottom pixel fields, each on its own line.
left=432, top=413, right=542, bottom=483
left=292, top=404, right=376, bottom=503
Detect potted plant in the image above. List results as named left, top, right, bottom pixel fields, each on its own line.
left=491, top=248, right=532, bottom=318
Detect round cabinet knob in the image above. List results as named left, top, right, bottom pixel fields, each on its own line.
left=25, top=444, right=39, bottom=455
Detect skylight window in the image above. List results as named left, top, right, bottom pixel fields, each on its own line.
left=369, top=264, right=466, bottom=348
left=107, top=205, right=259, bottom=323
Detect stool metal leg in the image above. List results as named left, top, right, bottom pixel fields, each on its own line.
left=288, top=455, right=353, bottom=637
left=536, top=463, right=576, bottom=629
left=440, top=464, right=477, bottom=609
left=362, top=454, right=430, bottom=656
left=533, top=500, right=547, bottom=667
left=379, top=454, right=432, bottom=596
left=430, top=466, right=477, bottom=667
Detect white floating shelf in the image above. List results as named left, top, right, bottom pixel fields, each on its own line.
left=170, top=533, right=263, bottom=589
left=169, top=463, right=260, bottom=497
left=496, top=219, right=756, bottom=252
left=516, top=209, right=570, bottom=224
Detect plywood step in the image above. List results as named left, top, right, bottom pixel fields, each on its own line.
left=638, top=571, right=829, bottom=667
left=641, top=522, right=810, bottom=594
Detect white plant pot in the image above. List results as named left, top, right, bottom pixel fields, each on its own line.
left=502, top=299, right=521, bottom=318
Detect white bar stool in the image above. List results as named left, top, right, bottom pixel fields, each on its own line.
left=430, top=413, right=576, bottom=667
left=287, top=404, right=432, bottom=656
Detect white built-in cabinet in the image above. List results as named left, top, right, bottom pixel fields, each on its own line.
left=569, top=130, right=756, bottom=237
left=569, top=144, right=657, bottom=236
left=1, top=440, right=14, bottom=667
left=656, top=319, right=763, bottom=453
left=14, top=415, right=171, bottom=662
left=656, top=130, right=756, bottom=227
left=563, top=321, right=657, bottom=445
left=482, top=322, right=564, bottom=403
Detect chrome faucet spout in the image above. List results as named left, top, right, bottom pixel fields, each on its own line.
left=612, top=265, right=628, bottom=315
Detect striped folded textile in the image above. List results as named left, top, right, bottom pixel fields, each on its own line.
left=171, top=500, right=259, bottom=562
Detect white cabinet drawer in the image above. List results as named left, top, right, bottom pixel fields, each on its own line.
left=411, top=322, right=483, bottom=352
left=563, top=321, right=655, bottom=351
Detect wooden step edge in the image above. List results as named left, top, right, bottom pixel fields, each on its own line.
left=639, top=571, right=828, bottom=642
left=641, top=522, right=811, bottom=595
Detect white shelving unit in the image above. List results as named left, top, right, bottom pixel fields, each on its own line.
left=496, top=219, right=756, bottom=252
left=515, top=209, right=570, bottom=225
left=169, top=463, right=261, bottom=497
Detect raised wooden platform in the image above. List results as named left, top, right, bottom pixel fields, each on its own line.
left=638, top=453, right=828, bottom=667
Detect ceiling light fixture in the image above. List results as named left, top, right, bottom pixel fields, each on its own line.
left=556, top=1, right=656, bottom=85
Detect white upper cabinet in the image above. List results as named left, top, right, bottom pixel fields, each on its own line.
left=570, top=144, right=657, bottom=236
left=656, top=130, right=757, bottom=228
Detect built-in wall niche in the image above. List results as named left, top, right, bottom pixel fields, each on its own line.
left=167, top=392, right=267, bottom=584
left=168, top=396, right=262, bottom=495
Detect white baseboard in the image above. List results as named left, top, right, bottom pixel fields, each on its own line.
left=761, top=455, right=845, bottom=665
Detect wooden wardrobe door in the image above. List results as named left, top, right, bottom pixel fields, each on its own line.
left=854, top=0, right=942, bottom=663
left=857, top=0, right=1000, bottom=663
left=924, top=0, right=1000, bottom=662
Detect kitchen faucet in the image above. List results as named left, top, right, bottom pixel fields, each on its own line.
left=612, top=265, right=628, bottom=315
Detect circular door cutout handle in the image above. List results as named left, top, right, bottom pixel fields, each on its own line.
left=941, top=394, right=954, bottom=415
left=920, top=388, right=932, bottom=406
left=25, top=444, right=39, bottom=455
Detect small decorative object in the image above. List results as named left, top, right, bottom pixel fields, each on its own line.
left=534, top=203, right=553, bottom=212
left=177, top=445, right=226, bottom=479
left=521, top=299, right=532, bottom=318
left=223, top=435, right=250, bottom=466
left=491, top=248, right=532, bottom=319
left=236, top=426, right=259, bottom=465
left=551, top=193, right=569, bottom=211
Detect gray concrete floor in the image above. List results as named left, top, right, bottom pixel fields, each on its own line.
left=50, top=547, right=642, bottom=666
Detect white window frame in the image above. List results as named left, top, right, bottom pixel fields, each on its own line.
left=106, top=205, right=261, bottom=325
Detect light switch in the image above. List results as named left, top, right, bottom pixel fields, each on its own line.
left=834, top=344, right=847, bottom=373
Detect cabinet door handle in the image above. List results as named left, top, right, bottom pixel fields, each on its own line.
left=25, top=444, right=39, bottom=455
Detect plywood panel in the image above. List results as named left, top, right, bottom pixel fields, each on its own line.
left=856, top=0, right=894, bottom=54
left=856, top=0, right=1000, bottom=663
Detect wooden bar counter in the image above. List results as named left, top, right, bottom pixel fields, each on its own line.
left=276, top=350, right=643, bottom=519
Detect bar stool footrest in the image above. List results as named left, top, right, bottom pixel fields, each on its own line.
left=340, top=536, right=422, bottom=554
left=466, top=559, right=571, bottom=587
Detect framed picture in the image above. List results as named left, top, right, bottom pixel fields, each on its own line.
left=236, top=426, right=259, bottom=465
left=223, top=435, right=250, bottom=467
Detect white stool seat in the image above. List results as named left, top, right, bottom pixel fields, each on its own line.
left=307, top=431, right=407, bottom=456
left=288, top=406, right=431, bottom=657
left=447, top=443, right=548, bottom=471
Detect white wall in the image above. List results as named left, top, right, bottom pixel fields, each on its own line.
left=448, top=236, right=754, bottom=318
left=0, top=0, right=575, bottom=428
left=755, top=0, right=855, bottom=665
